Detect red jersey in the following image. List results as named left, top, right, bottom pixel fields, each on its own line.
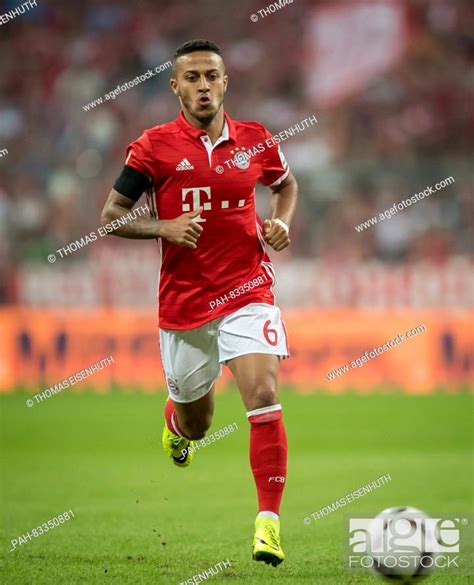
left=126, top=111, right=290, bottom=330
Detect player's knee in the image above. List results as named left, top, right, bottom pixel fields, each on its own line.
left=252, top=381, right=278, bottom=409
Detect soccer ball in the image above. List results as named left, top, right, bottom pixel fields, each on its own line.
left=368, top=506, right=437, bottom=581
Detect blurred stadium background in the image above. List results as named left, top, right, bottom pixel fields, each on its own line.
left=1, top=1, right=473, bottom=583
left=0, top=0, right=472, bottom=392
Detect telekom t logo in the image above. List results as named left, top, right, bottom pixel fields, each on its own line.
left=182, top=186, right=211, bottom=222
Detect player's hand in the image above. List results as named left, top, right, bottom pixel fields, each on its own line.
left=263, top=218, right=290, bottom=252
left=159, top=208, right=204, bottom=249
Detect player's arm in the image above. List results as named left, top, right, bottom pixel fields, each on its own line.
left=100, top=166, right=203, bottom=248
left=264, top=170, right=298, bottom=252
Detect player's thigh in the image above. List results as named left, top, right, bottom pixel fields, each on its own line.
left=218, top=303, right=289, bottom=410
left=159, top=324, right=221, bottom=412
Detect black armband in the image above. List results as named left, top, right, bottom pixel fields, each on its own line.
left=113, top=165, right=151, bottom=201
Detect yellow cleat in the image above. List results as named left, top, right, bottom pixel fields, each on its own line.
left=161, top=424, right=194, bottom=468
left=252, top=516, right=284, bottom=567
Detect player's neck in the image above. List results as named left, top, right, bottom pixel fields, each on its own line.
left=183, top=108, right=225, bottom=145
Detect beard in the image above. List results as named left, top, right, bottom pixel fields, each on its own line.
left=180, top=94, right=223, bottom=126
left=194, top=110, right=216, bottom=124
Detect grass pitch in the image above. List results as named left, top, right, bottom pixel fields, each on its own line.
left=1, top=389, right=472, bottom=584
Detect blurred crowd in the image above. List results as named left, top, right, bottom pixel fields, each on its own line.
left=0, top=0, right=473, bottom=303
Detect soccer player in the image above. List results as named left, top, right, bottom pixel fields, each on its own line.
left=101, top=39, right=298, bottom=567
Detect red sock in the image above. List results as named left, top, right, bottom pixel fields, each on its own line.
left=248, top=405, right=288, bottom=516
left=164, top=399, right=189, bottom=439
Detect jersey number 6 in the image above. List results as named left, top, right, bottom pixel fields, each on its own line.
left=263, top=320, right=278, bottom=346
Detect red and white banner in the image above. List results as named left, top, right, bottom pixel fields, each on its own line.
left=14, top=252, right=474, bottom=309
left=306, top=0, right=409, bottom=106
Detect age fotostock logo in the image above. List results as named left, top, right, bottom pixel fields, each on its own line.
left=348, top=516, right=467, bottom=572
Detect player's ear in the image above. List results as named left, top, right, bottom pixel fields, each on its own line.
left=223, top=74, right=229, bottom=93
left=170, top=78, right=179, bottom=96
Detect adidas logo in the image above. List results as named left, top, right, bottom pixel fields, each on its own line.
left=176, top=158, right=194, bottom=171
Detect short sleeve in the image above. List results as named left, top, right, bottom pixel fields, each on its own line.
left=258, top=128, right=290, bottom=187
left=125, top=131, right=157, bottom=183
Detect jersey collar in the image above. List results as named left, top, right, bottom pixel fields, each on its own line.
left=176, top=110, right=236, bottom=143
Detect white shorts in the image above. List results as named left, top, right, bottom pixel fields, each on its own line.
left=159, top=303, right=289, bottom=403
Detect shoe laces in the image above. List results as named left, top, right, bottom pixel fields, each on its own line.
left=171, top=437, right=189, bottom=449
left=264, top=525, right=279, bottom=548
